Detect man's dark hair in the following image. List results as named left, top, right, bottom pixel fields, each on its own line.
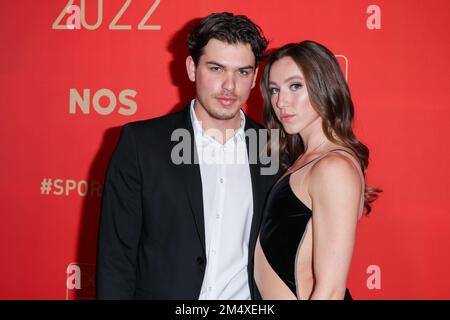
left=186, top=12, right=268, bottom=66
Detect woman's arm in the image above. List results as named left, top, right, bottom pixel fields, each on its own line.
left=307, top=154, right=362, bottom=300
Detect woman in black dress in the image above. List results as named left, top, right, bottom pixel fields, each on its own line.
left=254, top=41, right=380, bottom=299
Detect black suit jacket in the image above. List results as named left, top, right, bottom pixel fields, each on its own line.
left=96, top=105, right=280, bottom=299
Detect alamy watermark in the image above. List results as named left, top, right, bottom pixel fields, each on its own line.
left=170, top=128, right=280, bottom=176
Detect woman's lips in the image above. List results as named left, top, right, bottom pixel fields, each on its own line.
left=280, top=114, right=295, bottom=121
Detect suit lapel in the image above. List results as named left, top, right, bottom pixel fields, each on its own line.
left=245, top=119, right=263, bottom=259
left=244, top=118, right=264, bottom=299
left=183, top=154, right=206, bottom=253
left=177, top=106, right=206, bottom=252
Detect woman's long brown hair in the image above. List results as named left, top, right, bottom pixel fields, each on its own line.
left=261, top=41, right=381, bottom=214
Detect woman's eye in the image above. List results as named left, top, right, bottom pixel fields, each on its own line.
left=269, top=87, right=279, bottom=95
left=290, top=83, right=303, bottom=91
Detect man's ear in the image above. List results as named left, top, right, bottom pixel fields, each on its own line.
left=186, top=56, right=196, bottom=82
left=251, top=66, right=259, bottom=89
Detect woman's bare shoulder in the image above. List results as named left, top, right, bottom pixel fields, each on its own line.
left=308, top=152, right=362, bottom=198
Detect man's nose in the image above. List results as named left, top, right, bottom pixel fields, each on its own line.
left=222, top=73, right=236, bottom=92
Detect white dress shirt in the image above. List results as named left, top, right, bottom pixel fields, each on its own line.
left=190, top=100, right=254, bottom=300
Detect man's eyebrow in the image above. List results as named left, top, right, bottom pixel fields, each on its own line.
left=238, top=65, right=255, bottom=70
left=206, top=61, right=225, bottom=68
left=206, top=61, right=255, bottom=70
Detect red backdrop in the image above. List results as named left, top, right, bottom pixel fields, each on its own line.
left=1, top=0, right=449, bottom=299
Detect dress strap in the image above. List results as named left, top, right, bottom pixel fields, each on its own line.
left=291, top=148, right=366, bottom=218
left=290, top=148, right=359, bottom=174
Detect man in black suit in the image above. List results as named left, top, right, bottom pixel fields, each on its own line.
left=96, top=12, right=279, bottom=299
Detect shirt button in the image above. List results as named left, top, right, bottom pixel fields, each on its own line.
left=208, top=286, right=212, bottom=292
left=215, top=214, right=221, bottom=219
left=212, top=249, right=216, bottom=255
left=219, top=178, right=224, bottom=183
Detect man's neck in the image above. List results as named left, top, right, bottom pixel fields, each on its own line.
left=193, top=103, right=243, bottom=144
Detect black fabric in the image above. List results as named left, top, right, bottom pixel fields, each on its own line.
left=259, top=173, right=353, bottom=300
left=259, top=173, right=312, bottom=296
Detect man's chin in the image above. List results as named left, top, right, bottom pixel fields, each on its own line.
left=209, top=107, right=240, bottom=121
left=213, top=113, right=238, bottom=121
